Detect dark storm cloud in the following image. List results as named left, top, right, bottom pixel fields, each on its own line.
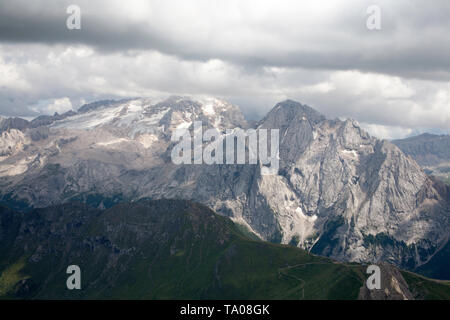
left=1, top=0, right=450, bottom=81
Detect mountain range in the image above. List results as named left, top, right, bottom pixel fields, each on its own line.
left=393, top=133, right=450, bottom=185
left=0, top=96, right=448, bottom=279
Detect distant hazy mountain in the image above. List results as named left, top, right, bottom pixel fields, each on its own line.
left=0, top=97, right=448, bottom=274
left=1, top=200, right=448, bottom=299
left=393, top=133, right=450, bottom=166
left=0, top=117, right=30, bottom=132
left=393, top=133, right=450, bottom=184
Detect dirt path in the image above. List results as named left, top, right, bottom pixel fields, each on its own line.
left=277, top=261, right=365, bottom=299
left=277, top=262, right=330, bottom=299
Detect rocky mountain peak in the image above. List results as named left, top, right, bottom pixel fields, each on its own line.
left=77, top=99, right=131, bottom=114
left=47, top=96, right=248, bottom=137
left=0, top=117, right=30, bottom=133
left=259, top=100, right=326, bottom=130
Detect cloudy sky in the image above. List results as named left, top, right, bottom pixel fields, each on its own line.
left=0, top=0, right=449, bottom=139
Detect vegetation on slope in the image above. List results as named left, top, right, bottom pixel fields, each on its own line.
left=0, top=200, right=448, bottom=300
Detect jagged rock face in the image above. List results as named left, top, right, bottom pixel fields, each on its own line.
left=249, top=101, right=448, bottom=268
left=0, top=97, right=448, bottom=270
left=0, top=129, right=29, bottom=157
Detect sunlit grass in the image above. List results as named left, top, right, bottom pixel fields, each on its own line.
left=0, top=258, right=30, bottom=297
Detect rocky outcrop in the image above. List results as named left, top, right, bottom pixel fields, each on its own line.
left=358, top=263, right=414, bottom=300
left=0, top=117, right=30, bottom=133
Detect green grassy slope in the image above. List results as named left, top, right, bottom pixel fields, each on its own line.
left=401, top=271, right=450, bottom=300
left=0, top=200, right=448, bottom=300
left=414, top=241, right=450, bottom=280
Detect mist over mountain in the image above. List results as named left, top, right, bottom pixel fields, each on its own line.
left=393, top=133, right=450, bottom=184
left=0, top=96, right=448, bottom=278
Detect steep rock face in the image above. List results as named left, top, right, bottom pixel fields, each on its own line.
left=252, top=101, right=448, bottom=268
left=0, top=129, right=29, bottom=156
left=0, top=97, right=448, bottom=271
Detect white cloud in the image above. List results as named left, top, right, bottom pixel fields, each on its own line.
left=359, top=123, right=413, bottom=140
left=299, top=82, right=336, bottom=94
left=329, top=71, right=415, bottom=99
left=0, top=55, right=29, bottom=90
left=33, top=97, right=73, bottom=115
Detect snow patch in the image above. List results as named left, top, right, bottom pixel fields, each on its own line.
left=96, top=138, right=129, bottom=146
left=296, top=207, right=318, bottom=223
left=176, top=121, right=192, bottom=130
left=202, top=103, right=215, bottom=116
left=341, top=149, right=359, bottom=159
left=137, top=134, right=158, bottom=148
